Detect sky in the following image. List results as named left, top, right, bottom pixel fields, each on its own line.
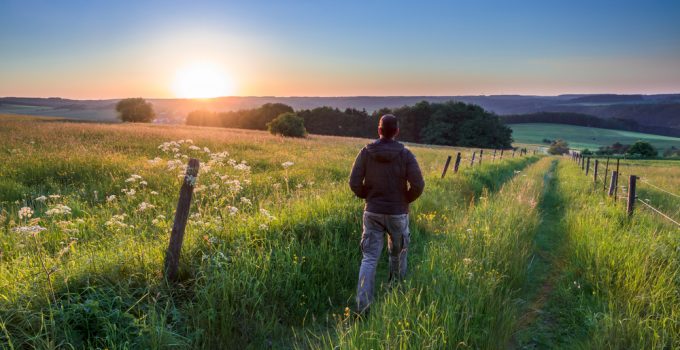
left=1, top=0, right=679, bottom=99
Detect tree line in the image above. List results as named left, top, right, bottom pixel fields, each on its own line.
left=186, top=101, right=513, bottom=148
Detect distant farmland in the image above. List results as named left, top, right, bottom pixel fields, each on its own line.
left=509, top=123, right=680, bottom=151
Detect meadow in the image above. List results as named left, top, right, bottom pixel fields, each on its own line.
left=509, top=123, right=680, bottom=151
left=0, top=114, right=678, bottom=349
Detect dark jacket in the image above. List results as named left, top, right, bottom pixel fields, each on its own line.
left=349, top=138, right=425, bottom=214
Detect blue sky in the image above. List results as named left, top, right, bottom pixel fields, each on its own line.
left=1, top=0, right=679, bottom=98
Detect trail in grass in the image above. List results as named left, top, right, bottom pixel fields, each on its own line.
left=509, top=160, right=568, bottom=349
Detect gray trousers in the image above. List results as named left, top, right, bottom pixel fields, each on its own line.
left=356, top=211, right=410, bottom=312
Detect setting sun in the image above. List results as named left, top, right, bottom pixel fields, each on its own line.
left=172, top=62, right=235, bottom=99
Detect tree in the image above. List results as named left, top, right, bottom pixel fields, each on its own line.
left=267, top=112, right=307, bottom=137
left=548, top=139, right=569, bottom=155
left=116, top=98, right=155, bottom=123
left=626, top=140, right=657, bottom=158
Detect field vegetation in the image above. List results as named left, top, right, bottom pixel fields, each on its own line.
left=0, top=114, right=677, bottom=349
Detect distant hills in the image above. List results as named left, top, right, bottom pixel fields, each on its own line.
left=1, top=94, right=679, bottom=134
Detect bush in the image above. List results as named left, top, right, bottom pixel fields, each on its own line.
left=115, top=98, right=155, bottom=123
left=267, top=112, right=307, bottom=137
left=548, top=139, right=569, bottom=155
left=626, top=140, right=657, bottom=158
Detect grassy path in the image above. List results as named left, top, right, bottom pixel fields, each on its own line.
left=510, top=160, right=569, bottom=348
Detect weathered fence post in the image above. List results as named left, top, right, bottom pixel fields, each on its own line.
left=453, top=152, right=462, bottom=173
left=470, top=151, right=476, bottom=167
left=614, top=159, right=620, bottom=199
left=479, top=149, right=483, bottom=165
left=608, top=171, right=618, bottom=196
left=512, top=149, right=516, bottom=158
left=586, top=157, right=591, bottom=175
left=493, top=149, right=497, bottom=162
left=441, top=155, right=452, bottom=178
left=164, top=158, right=200, bottom=282
left=603, top=157, right=610, bottom=191
left=593, top=159, right=599, bottom=186
left=627, top=175, right=637, bottom=217
left=581, top=156, right=585, bottom=171
left=500, top=149, right=504, bottom=159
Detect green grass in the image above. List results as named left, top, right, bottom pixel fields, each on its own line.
left=509, top=123, right=680, bottom=151
left=1, top=115, right=678, bottom=349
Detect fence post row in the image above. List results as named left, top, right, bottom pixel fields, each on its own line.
left=593, top=159, right=599, bottom=186
left=441, top=155, right=452, bottom=178
left=586, top=157, right=590, bottom=175
left=627, top=175, right=637, bottom=217
left=454, top=152, right=462, bottom=173
left=479, top=149, right=483, bottom=165
left=164, top=158, right=200, bottom=282
left=470, top=151, right=476, bottom=167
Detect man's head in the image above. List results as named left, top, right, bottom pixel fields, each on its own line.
left=378, top=114, right=399, bottom=139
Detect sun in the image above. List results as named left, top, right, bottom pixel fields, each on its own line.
left=172, top=62, right=235, bottom=99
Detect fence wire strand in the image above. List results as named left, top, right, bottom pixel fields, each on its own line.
left=640, top=180, right=680, bottom=199
left=636, top=198, right=680, bottom=228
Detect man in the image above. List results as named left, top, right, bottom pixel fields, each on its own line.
left=349, top=114, right=425, bottom=313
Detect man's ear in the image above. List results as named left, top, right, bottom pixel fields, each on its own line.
left=394, top=128, right=400, bottom=138
left=378, top=126, right=383, bottom=137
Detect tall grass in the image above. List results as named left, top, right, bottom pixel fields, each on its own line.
left=535, top=159, right=680, bottom=348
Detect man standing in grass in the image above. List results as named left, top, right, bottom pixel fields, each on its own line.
left=349, top=114, right=425, bottom=314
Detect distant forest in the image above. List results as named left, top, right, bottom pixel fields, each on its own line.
left=186, top=101, right=513, bottom=148
left=503, top=112, right=680, bottom=137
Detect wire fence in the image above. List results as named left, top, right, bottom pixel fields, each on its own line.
left=571, top=154, right=680, bottom=229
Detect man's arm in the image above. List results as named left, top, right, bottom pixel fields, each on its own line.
left=349, top=148, right=368, bottom=198
left=405, top=150, right=425, bottom=202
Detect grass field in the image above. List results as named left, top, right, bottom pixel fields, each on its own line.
left=1, top=115, right=678, bottom=349
left=509, top=123, right=680, bottom=151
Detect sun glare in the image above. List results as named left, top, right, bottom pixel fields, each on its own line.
left=172, top=62, right=235, bottom=99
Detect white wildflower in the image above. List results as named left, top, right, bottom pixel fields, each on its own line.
left=189, top=145, right=201, bottom=151
left=260, top=208, right=276, bottom=220
left=139, top=180, right=148, bottom=186
left=281, top=161, right=294, bottom=169
left=35, top=196, right=47, bottom=202
left=148, top=157, right=163, bottom=165
left=137, top=202, right=155, bottom=212
left=48, top=194, right=61, bottom=199
left=150, top=191, right=159, bottom=195
left=18, top=207, right=33, bottom=219
left=259, top=223, right=268, bottom=230
left=240, top=197, right=252, bottom=206
left=45, top=204, right=72, bottom=216
left=106, top=195, right=117, bottom=202
left=13, top=225, right=47, bottom=235
left=226, top=206, right=238, bottom=215
left=203, top=147, right=211, bottom=153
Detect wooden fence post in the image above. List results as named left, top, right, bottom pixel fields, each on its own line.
left=608, top=171, right=618, bottom=196
left=581, top=156, right=585, bottom=171
left=470, top=152, right=476, bottom=167
left=614, top=159, right=620, bottom=199
left=586, top=157, right=590, bottom=175
left=593, top=159, right=599, bottom=186
left=493, top=149, right=497, bottom=162
left=479, top=149, right=483, bottom=165
left=164, top=158, right=200, bottom=282
left=627, top=175, right=637, bottom=217
left=512, top=149, right=516, bottom=158
left=441, top=155, right=452, bottom=178
left=500, top=149, right=504, bottom=159
left=453, top=152, right=462, bottom=173
left=603, top=157, right=610, bottom=191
